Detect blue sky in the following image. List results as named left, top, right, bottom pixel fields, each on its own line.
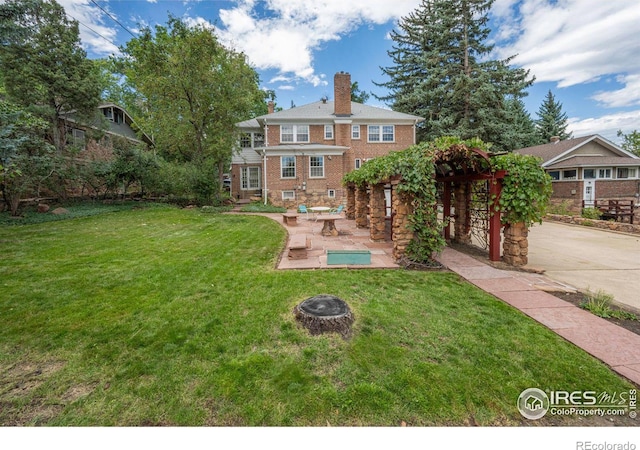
left=56, top=0, right=640, bottom=143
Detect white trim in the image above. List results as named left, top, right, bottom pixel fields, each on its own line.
left=351, top=124, right=360, bottom=139
left=240, top=166, right=261, bottom=190
left=280, top=155, right=296, bottom=179
left=309, top=155, right=325, bottom=178
left=327, top=189, right=336, bottom=198
left=367, top=124, right=395, bottom=143
left=280, top=124, right=309, bottom=143
left=324, top=125, right=333, bottom=140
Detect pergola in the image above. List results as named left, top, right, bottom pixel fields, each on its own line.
left=344, top=144, right=507, bottom=263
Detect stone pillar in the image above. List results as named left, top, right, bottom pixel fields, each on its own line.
left=369, top=184, right=387, bottom=241
left=392, top=188, right=414, bottom=261
left=346, top=184, right=356, bottom=220
left=453, top=182, right=472, bottom=244
left=502, top=222, right=528, bottom=266
left=355, top=185, right=369, bottom=228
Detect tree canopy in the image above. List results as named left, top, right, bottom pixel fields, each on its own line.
left=376, top=0, right=534, bottom=150
left=535, top=90, right=572, bottom=143
left=117, top=16, right=265, bottom=177
left=616, top=129, right=640, bottom=157
left=0, top=0, right=102, bottom=151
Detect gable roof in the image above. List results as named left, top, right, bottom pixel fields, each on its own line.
left=514, top=134, right=639, bottom=167
left=246, top=100, right=423, bottom=126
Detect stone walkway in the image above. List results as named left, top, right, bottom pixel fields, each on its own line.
left=255, top=211, right=640, bottom=386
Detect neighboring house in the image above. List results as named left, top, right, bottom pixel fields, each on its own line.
left=231, top=72, right=424, bottom=207
left=64, top=103, right=153, bottom=159
left=515, top=135, right=640, bottom=211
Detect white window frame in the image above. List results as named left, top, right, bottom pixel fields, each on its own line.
left=281, top=156, right=296, bottom=179
left=309, top=156, right=324, bottom=178
left=598, top=168, right=612, bottom=179
left=561, top=169, right=577, bottom=180
left=324, top=125, right=333, bottom=140
left=327, top=189, right=336, bottom=199
left=239, top=133, right=252, bottom=148
left=355, top=158, right=362, bottom=169
left=582, top=168, right=596, bottom=179
left=280, top=125, right=309, bottom=143
left=241, top=167, right=261, bottom=190
left=368, top=125, right=395, bottom=142
left=548, top=170, right=560, bottom=181
left=616, top=167, right=636, bottom=179
left=72, top=129, right=85, bottom=147
left=352, top=124, right=360, bottom=139
left=282, top=190, right=296, bottom=201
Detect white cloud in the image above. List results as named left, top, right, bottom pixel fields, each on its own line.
left=214, top=0, right=422, bottom=86
left=58, top=0, right=120, bottom=56
left=568, top=110, right=640, bottom=143
left=494, top=0, right=640, bottom=107
left=592, top=75, right=640, bottom=108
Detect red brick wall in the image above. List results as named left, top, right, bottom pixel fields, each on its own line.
left=334, top=72, right=351, bottom=116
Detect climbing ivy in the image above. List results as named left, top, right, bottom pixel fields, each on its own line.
left=491, top=153, right=553, bottom=226
left=343, top=138, right=551, bottom=262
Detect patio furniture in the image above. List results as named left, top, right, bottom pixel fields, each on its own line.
left=309, top=206, right=331, bottom=221
left=298, top=205, right=310, bottom=220
left=287, top=235, right=310, bottom=259
left=316, top=214, right=342, bottom=236
left=329, top=205, right=344, bottom=215
left=282, top=213, right=298, bottom=226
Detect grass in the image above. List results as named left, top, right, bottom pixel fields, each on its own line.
left=580, top=289, right=638, bottom=321
left=0, top=206, right=635, bottom=426
left=238, top=202, right=287, bottom=213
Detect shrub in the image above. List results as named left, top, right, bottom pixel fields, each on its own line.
left=581, top=207, right=602, bottom=220
left=580, top=289, right=638, bottom=320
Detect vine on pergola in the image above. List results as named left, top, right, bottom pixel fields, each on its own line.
left=343, top=136, right=552, bottom=263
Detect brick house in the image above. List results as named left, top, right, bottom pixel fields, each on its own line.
left=515, top=134, right=640, bottom=212
left=230, top=72, right=424, bottom=207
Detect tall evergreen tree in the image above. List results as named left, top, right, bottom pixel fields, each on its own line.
left=535, top=90, right=572, bottom=143
left=501, top=97, right=540, bottom=150
left=0, top=0, right=102, bottom=152
left=376, top=0, right=533, bottom=150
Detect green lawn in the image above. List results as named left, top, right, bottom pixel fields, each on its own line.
left=0, top=205, right=634, bottom=426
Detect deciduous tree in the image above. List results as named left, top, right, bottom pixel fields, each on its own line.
left=0, top=0, right=102, bottom=152
left=117, top=16, right=265, bottom=197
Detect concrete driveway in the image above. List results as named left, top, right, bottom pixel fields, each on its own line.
left=527, top=221, right=640, bottom=311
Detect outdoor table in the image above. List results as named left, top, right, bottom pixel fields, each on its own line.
left=316, top=214, right=342, bottom=236
left=309, top=206, right=331, bottom=221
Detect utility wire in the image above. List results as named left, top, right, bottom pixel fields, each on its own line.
left=89, top=0, right=137, bottom=38
left=66, top=13, right=119, bottom=50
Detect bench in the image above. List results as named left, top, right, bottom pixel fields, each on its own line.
left=282, top=213, right=299, bottom=226
left=326, top=249, right=371, bottom=265
left=287, top=235, right=310, bottom=260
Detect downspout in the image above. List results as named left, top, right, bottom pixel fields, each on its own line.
left=263, top=121, right=269, bottom=205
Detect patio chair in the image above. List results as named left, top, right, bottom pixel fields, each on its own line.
left=298, top=205, right=310, bottom=220
left=329, top=204, right=344, bottom=215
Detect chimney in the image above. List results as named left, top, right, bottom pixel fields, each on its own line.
left=550, top=136, right=560, bottom=144
left=267, top=101, right=274, bottom=114
left=334, top=72, right=351, bottom=116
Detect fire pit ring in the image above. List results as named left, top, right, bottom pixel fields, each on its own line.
left=293, top=294, right=354, bottom=339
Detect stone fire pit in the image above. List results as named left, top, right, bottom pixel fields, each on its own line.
left=293, top=294, right=354, bottom=339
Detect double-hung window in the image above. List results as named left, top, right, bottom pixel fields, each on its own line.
left=368, top=125, right=395, bottom=142
left=352, top=124, right=360, bottom=139
left=281, top=156, right=296, bottom=178
left=309, top=156, right=324, bottom=178
left=324, top=125, right=333, bottom=140
left=281, top=125, right=309, bottom=143
left=617, top=168, right=636, bottom=179
left=241, top=167, right=260, bottom=190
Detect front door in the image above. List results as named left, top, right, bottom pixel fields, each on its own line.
left=583, top=180, right=596, bottom=207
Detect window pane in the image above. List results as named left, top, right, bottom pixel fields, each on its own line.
left=240, top=133, right=251, bottom=148
left=352, top=125, right=360, bottom=139
left=548, top=171, right=560, bottom=180
left=598, top=169, right=611, bottom=178
left=325, top=125, right=333, bottom=139
left=281, top=156, right=296, bottom=178
left=249, top=167, right=260, bottom=189
left=368, top=125, right=380, bottom=141
left=281, top=125, right=294, bottom=142
left=382, top=126, right=394, bottom=142
left=617, top=168, right=629, bottom=178
left=562, top=170, right=577, bottom=179
left=583, top=169, right=596, bottom=179
left=254, top=133, right=264, bottom=147
left=296, top=125, right=309, bottom=142
left=310, top=156, right=324, bottom=178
